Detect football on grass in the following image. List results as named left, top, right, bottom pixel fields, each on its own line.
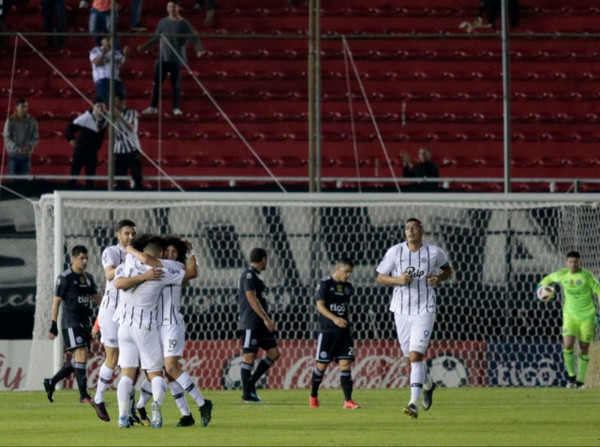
left=536, top=285, right=555, bottom=302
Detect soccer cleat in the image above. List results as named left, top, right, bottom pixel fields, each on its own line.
left=403, top=403, right=418, bottom=419
left=343, top=399, right=361, bottom=409
left=566, top=381, right=577, bottom=389
left=43, top=379, right=55, bottom=403
left=309, top=396, right=320, bottom=408
left=150, top=402, right=162, bottom=428
left=199, top=399, right=213, bottom=427
left=129, top=405, right=141, bottom=425
left=172, top=108, right=183, bottom=115
left=138, top=407, right=151, bottom=426
left=118, top=416, right=131, bottom=428
left=577, top=381, right=585, bottom=389
left=175, top=414, right=195, bottom=427
left=91, top=400, right=110, bottom=422
left=142, top=107, right=158, bottom=115
left=80, top=395, right=92, bottom=404
left=242, top=394, right=262, bottom=403
left=422, top=383, right=436, bottom=411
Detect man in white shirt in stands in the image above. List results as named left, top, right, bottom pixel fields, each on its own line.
left=113, top=235, right=197, bottom=428
left=376, top=217, right=452, bottom=420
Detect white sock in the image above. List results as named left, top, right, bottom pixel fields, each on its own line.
left=169, top=381, right=191, bottom=416
left=94, top=364, right=113, bottom=404
left=409, top=361, right=425, bottom=405
left=117, top=375, right=133, bottom=419
left=175, top=371, right=205, bottom=407
left=137, top=378, right=153, bottom=409
left=151, top=376, right=166, bottom=406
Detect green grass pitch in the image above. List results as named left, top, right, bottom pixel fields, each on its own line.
left=1, top=387, right=598, bottom=446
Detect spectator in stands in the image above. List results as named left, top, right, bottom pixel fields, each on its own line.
left=65, top=97, right=108, bottom=188
left=90, top=37, right=129, bottom=103
left=400, top=147, right=440, bottom=191
left=193, top=0, right=216, bottom=27
left=3, top=98, right=39, bottom=179
left=138, top=0, right=205, bottom=116
left=41, top=0, right=66, bottom=48
left=130, top=0, right=147, bottom=31
left=89, top=0, right=117, bottom=46
left=113, top=94, right=144, bottom=190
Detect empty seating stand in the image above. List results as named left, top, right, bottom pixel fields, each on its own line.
left=1, top=0, right=600, bottom=190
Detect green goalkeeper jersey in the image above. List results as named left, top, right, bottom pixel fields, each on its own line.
left=540, top=268, right=600, bottom=320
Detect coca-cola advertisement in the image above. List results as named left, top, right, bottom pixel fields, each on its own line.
left=0, top=340, right=29, bottom=391
left=68, top=339, right=486, bottom=390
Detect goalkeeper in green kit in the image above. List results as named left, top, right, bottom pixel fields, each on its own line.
left=537, top=251, right=600, bottom=388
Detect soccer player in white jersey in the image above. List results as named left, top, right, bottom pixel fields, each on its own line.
left=136, top=236, right=213, bottom=428
left=376, top=217, right=452, bottom=419
left=113, top=235, right=196, bottom=428
left=91, top=219, right=138, bottom=422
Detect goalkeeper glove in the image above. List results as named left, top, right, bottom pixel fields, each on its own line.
left=49, top=320, right=58, bottom=336
left=534, top=284, right=541, bottom=300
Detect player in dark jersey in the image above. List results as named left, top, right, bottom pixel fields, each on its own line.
left=238, top=247, right=281, bottom=403
left=310, top=257, right=361, bottom=409
left=43, top=245, right=101, bottom=404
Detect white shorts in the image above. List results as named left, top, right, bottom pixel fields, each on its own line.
left=98, top=305, right=119, bottom=348
left=117, top=324, right=164, bottom=372
left=160, top=323, right=185, bottom=358
left=393, top=312, right=435, bottom=357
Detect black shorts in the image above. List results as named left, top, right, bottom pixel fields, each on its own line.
left=241, top=327, right=278, bottom=353
left=62, top=326, right=91, bottom=351
left=315, top=330, right=355, bottom=364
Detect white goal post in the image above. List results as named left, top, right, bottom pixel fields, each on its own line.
left=26, top=191, right=600, bottom=391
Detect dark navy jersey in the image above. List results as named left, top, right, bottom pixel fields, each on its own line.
left=55, top=268, right=98, bottom=328
left=238, top=266, right=268, bottom=330
left=316, top=275, right=353, bottom=332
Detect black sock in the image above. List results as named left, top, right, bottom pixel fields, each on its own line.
left=240, top=362, right=253, bottom=397
left=340, top=370, right=353, bottom=401
left=250, top=357, right=274, bottom=386
left=73, top=361, right=88, bottom=398
left=52, top=363, right=75, bottom=385
left=311, top=367, right=324, bottom=398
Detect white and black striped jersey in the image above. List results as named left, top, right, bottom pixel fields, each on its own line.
left=89, top=46, right=124, bottom=83
left=376, top=242, right=450, bottom=315
left=114, top=108, right=141, bottom=154
left=157, top=260, right=185, bottom=327
left=113, top=254, right=185, bottom=329
left=100, top=244, right=126, bottom=310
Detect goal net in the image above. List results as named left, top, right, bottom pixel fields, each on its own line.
left=26, top=192, right=600, bottom=391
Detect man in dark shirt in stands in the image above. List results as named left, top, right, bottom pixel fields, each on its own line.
left=400, top=147, right=440, bottom=192
left=43, top=245, right=101, bottom=404
left=309, top=257, right=361, bottom=409
left=237, top=247, right=281, bottom=403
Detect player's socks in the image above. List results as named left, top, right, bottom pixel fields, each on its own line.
left=563, top=349, right=576, bottom=377
left=240, top=362, right=253, bottom=398
left=423, top=364, right=433, bottom=391
left=175, top=371, right=206, bottom=406
left=52, top=362, right=75, bottom=384
left=409, top=361, right=425, bottom=405
left=577, top=354, right=590, bottom=383
left=137, top=379, right=153, bottom=409
left=151, top=376, right=166, bottom=406
left=73, top=361, right=89, bottom=400
left=117, top=375, right=134, bottom=419
left=340, top=370, right=353, bottom=402
left=250, top=357, right=273, bottom=385
left=94, top=365, right=114, bottom=404
left=169, top=381, right=191, bottom=416
left=310, top=367, right=324, bottom=398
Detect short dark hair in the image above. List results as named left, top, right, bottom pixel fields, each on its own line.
left=406, top=217, right=422, bottom=225
left=566, top=251, right=581, bottom=259
left=337, top=257, right=354, bottom=268
left=93, top=96, right=105, bottom=105
left=250, top=247, right=267, bottom=263
left=71, top=245, right=88, bottom=256
left=144, top=236, right=166, bottom=257
left=16, top=98, right=27, bottom=105
left=116, top=219, right=136, bottom=232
